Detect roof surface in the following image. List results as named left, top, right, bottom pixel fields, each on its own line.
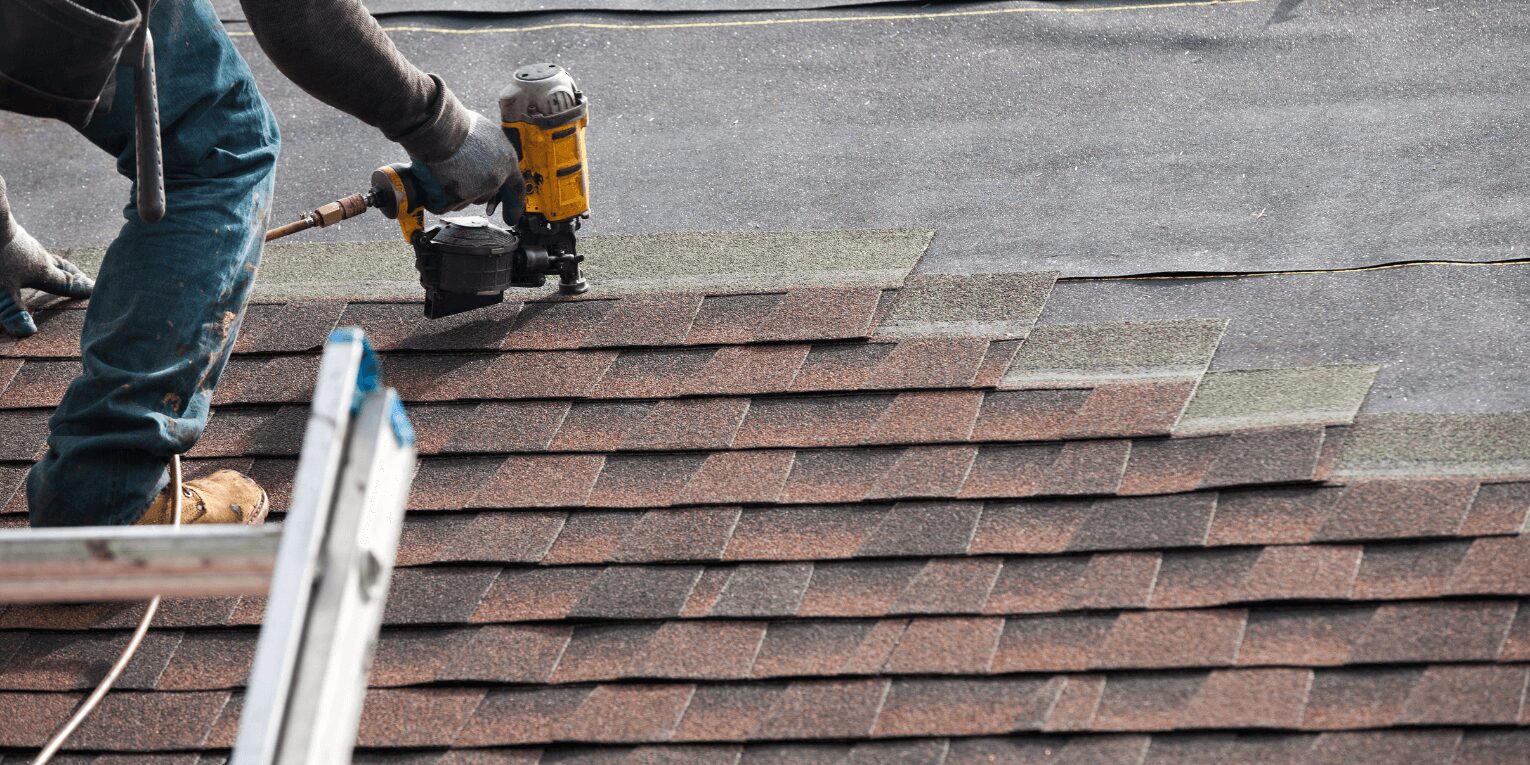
left=2, top=264, right=1528, bottom=763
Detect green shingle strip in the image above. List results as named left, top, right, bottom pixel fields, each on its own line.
left=875, top=272, right=1058, bottom=339
left=64, top=229, right=934, bottom=301
left=1174, top=365, right=1380, bottom=436
left=1334, top=412, right=1530, bottom=478
left=1001, top=318, right=1228, bottom=389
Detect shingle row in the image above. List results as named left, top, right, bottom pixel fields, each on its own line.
left=344, top=730, right=1530, bottom=765
left=378, top=483, right=1528, bottom=568
left=0, top=288, right=891, bottom=361
left=10, top=601, right=1525, bottom=692
left=7, top=664, right=1526, bottom=750
left=8, top=729, right=1529, bottom=763
left=188, top=382, right=1200, bottom=458
left=0, top=426, right=1326, bottom=501
left=0, top=339, right=1024, bottom=413
left=8, top=535, right=1525, bottom=631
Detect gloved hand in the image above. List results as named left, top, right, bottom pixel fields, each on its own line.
left=0, top=177, right=95, bottom=338
left=410, top=110, right=525, bottom=216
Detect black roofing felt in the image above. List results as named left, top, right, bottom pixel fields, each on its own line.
left=4, top=0, right=1526, bottom=277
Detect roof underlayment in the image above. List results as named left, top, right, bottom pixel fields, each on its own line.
left=1, top=248, right=1528, bottom=761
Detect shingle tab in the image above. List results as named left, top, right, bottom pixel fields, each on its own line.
left=1003, top=319, right=1226, bottom=388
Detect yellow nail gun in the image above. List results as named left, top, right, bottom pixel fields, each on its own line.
left=265, top=63, right=591, bottom=319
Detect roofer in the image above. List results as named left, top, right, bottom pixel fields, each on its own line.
left=0, top=0, right=519, bottom=526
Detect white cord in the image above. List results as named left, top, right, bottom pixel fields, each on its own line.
left=32, top=454, right=183, bottom=765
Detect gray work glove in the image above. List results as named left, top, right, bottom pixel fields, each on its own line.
left=0, top=176, right=95, bottom=337
left=410, top=111, right=524, bottom=215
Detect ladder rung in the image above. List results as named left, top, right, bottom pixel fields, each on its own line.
left=0, top=525, right=282, bottom=603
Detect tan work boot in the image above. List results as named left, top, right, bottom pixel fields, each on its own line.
left=135, top=469, right=271, bottom=526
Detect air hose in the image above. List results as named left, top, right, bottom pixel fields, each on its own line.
left=31, top=454, right=184, bottom=765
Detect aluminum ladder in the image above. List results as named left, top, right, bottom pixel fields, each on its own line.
left=0, top=328, right=417, bottom=764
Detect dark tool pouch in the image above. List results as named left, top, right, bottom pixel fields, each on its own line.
left=0, top=0, right=143, bottom=128
left=0, top=0, right=165, bottom=222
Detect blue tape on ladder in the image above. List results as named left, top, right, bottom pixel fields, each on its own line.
left=388, top=394, right=416, bottom=449
left=329, top=327, right=414, bottom=448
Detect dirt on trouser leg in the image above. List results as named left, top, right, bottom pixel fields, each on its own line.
left=25, top=0, right=280, bottom=527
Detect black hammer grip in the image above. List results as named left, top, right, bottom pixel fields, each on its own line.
left=133, top=30, right=166, bottom=223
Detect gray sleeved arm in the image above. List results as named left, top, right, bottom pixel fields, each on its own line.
left=238, top=0, right=471, bottom=162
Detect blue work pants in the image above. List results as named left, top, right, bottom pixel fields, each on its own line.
left=27, top=0, right=280, bottom=526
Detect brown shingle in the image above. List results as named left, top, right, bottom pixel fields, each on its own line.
left=1352, top=541, right=1472, bottom=600
left=779, top=448, right=901, bottom=504
left=790, top=343, right=891, bottom=391
left=588, top=453, right=706, bottom=507
left=1238, top=606, right=1374, bottom=667
left=551, top=401, right=655, bottom=451
left=1177, top=668, right=1312, bottom=729
left=233, top=300, right=345, bottom=353
left=1093, top=609, right=1247, bottom=670
left=1316, top=479, right=1478, bottom=542
left=1461, top=482, right=1530, bottom=536
left=1301, top=667, right=1422, bottom=729
left=439, top=625, right=572, bottom=683
left=798, top=561, right=923, bottom=617
left=855, top=501, right=982, bottom=557
left=893, top=558, right=1003, bottom=614
left=620, top=398, right=749, bottom=451
left=1239, top=545, right=1361, bottom=602
left=752, top=620, right=901, bottom=678
left=1447, top=534, right=1530, bottom=595
left=1351, top=601, right=1518, bottom=664
left=866, top=390, right=983, bottom=445
left=477, top=454, right=605, bottom=508
left=1398, top=665, right=1528, bottom=725
left=671, top=684, right=787, bottom=741
left=724, top=505, right=884, bottom=561
left=551, top=623, right=655, bottom=683
left=482, top=349, right=617, bottom=399
left=614, top=507, right=742, bottom=563
left=687, top=293, right=784, bottom=345
left=872, top=677, right=1057, bottom=736
left=865, top=339, right=989, bottom=390
left=882, top=617, right=1003, bottom=674
left=473, top=568, right=598, bottom=623
left=541, top=510, right=638, bottom=565
left=675, top=450, right=795, bottom=505
left=753, top=288, right=881, bottom=343
left=385, top=567, right=502, bottom=625
left=561, top=684, right=696, bottom=742
left=992, top=614, right=1115, bottom=672
left=503, top=299, right=614, bottom=350
left=867, top=446, right=977, bottom=500
left=708, top=563, right=814, bottom=618
left=734, top=395, right=890, bottom=449
left=582, top=294, right=704, bottom=349
left=441, top=401, right=570, bottom=453
left=568, top=565, right=706, bottom=620
left=629, top=621, right=767, bottom=680
left=0, top=359, right=79, bottom=408
left=749, top=679, right=890, bottom=740
left=457, top=686, right=592, bottom=746
left=1066, top=493, right=1216, bottom=551
left=1206, top=487, right=1341, bottom=546
left=969, top=500, right=1088, bottom=555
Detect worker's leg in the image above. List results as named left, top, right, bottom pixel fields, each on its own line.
left=27, top=0, right=279, bottom=526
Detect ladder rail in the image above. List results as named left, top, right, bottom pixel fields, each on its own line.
left=0, top=525, right=280, bottom=603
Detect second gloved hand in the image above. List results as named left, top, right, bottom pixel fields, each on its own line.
left=0, top=176, right=94, bottom=338
left=411, top=111, right=525, bottom=215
